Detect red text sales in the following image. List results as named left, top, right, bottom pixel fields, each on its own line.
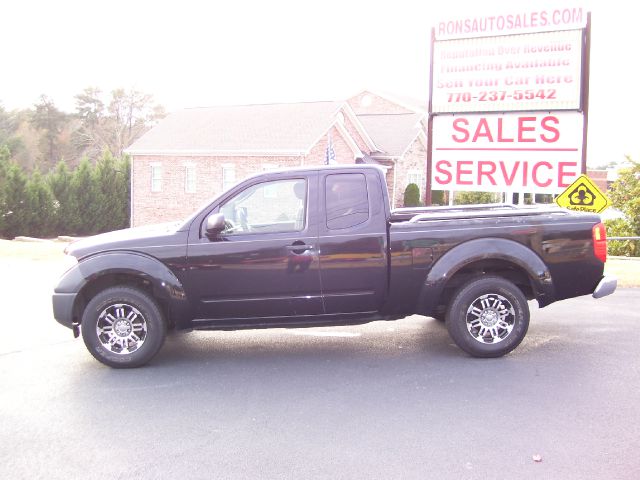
left=431, top=113, right=583, bottom=193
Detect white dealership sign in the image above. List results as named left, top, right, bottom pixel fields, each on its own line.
left=431, top=112, right=583, bottom=194
left=432, top=29, right=584, bottom=113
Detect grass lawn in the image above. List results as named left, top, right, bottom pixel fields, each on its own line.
left=0, top=239, right=68, bottom=261
left=605, top=257, right=640, bottom=288
left=1, top=239, right=638, bottom=287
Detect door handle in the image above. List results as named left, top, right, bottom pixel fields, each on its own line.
left=286, top=243, right=313, bottom=254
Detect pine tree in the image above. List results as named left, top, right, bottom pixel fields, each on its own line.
left=116, top=155, right=131, bottom=229
left=71, top=157, right=99, bottom=235
left=93, top=150, right=129, bottom=232
left=24, top=169, right=56, bottom=237
left=0, top=145, right=10, bottom=234
left=30, top=95, right=67, bottom=169
left=1, top=162, right=28, bottom=238
left=48, top=160, right=76, bottom=235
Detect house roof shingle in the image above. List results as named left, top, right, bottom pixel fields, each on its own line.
left=357, top=113, right=424, bottom=156
left=127, top=101, right=343, bottom=155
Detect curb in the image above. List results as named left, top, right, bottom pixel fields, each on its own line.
left=609, top=256, right=640, bottom=262
left=12, top=236, right=83, bottom=243
left=13, top=236, right=54, bottom=243
left=57, top=236, right=83, bottom=242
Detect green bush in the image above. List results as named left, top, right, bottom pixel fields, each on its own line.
left=0, top=151, right=131, bottom=239
left=24, top=169, right=56, bottom=237
left=454, top=191, right=501, bottom=205
left=93, top=151, right=130, bottom=233
left=0, top=145, right=9, bottom=234
left=431, top=190, right=446, bottom=206
left=48, top=160, right=76, bottom=234
left=606, top=218, right=638, bottom=257
left=605, top=157, right=640, bottom=257
left=1, top=162, right=28, bottom=239
left=404, top=183, right=421, bottom=207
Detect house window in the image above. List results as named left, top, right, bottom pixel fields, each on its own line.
left=262, top=164, right=278, bottom=198
left=222, top=164, right=236, bottom=191
left=185, top=164, right=196, bottom=193
left=150, top=163, right=162, bottom=192
left=407, top=170, right=426, bottom=194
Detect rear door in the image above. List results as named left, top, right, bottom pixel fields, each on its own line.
left=317, top=169, right=389, bottom=314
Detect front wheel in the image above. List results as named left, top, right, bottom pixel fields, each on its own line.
left=445, top=276, right=529, bottom=358
left=81, top=287, right=166, bottom=368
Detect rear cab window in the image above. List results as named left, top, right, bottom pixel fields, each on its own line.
left=325, top=173, right=369, bottom=230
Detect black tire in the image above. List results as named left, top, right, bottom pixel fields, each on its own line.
left=81, top=286, right=166, bottom=368
left=445, top=276, right=529, bottom=358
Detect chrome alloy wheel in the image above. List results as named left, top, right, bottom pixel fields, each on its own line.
left=96, top=303, right=148, bottom=354
left=465, top=293, right=515, bottom=344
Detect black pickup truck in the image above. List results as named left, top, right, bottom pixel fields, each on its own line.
left=52, top=165, right=616, bottom=367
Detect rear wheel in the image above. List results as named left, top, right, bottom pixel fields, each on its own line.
left=81, top=287, right=166, bottom=368
left=445, top=276, right=529, bottom=358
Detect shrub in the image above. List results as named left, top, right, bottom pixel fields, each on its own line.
left=454, top=191, right=500, bottom=205
left=404, top=183, right=421, bottom=207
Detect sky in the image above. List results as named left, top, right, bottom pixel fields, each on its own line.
left=2, top=0, right=639, bottom=167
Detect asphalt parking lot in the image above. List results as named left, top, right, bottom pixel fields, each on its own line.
left=1, top=247, right=639, bottom=479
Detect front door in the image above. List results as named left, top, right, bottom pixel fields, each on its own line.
left=184, top=173, right=323, bottom=323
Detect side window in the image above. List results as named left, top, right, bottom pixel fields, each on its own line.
left=222, top=164, right=236, bottom=191
left=407, top=170, right=425, bottom=192
left=185, top=164, right=196, bottom=193
left=150, top=163, right=162, bottom=192
left=325, top=173, right=369, bottom=230
left=220, top=178, right=306, bottom=235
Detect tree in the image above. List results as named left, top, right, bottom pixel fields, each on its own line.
left=0, top=103, right=24, bottom=157
left=71, top=158, right=99, bottom=235
left=24, top=169, right=56, bottom=237
left=93, top=150, right=130, bottom=232
left=606, top=157, right=640, bottom=256
left=404, top=183, right=421, bottom=207
left=74, top=87, right=165, bottom=159
left=48, top=160, right=76, bottom=234
left=30, top=95, right=68, bottom=167
left=0, top=144, right=10, bottom=233
left=0, top=162, right=28, bottom=239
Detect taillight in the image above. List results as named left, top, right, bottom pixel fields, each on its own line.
left=592, top=222, right=607, bottom=263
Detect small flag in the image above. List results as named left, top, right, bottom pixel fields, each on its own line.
left=325, top=132, right=336, bottom=165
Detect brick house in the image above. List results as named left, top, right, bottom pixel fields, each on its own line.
left=127, top=91, right=427, bottom=226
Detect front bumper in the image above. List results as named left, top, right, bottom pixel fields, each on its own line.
left=592, top=275, right=617, bottom=299
left=52, top=292, right=78, bottom=329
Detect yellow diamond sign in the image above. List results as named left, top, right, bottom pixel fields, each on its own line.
left=555, top=174, right=611, bottom=213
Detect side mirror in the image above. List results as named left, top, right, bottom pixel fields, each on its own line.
left=206, top=213, right=226, bottom=236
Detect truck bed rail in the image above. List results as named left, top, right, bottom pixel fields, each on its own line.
left=390, top=204, right=568, bottom=223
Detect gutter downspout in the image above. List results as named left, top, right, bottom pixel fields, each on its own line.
left=391, top=157, right=398, bottom=209
left=130, top=155, right=135, bottom=227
